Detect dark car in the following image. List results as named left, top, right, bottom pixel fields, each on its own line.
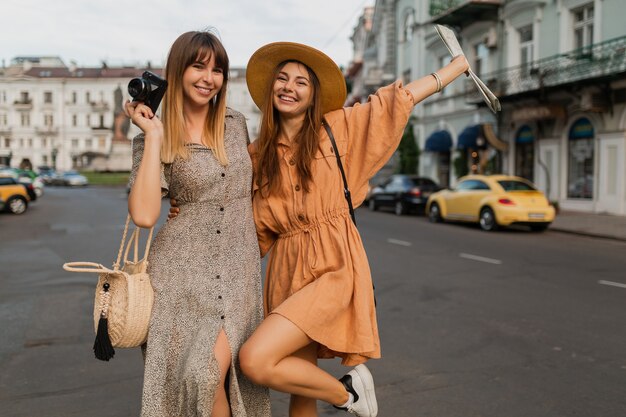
left=368, top=175, right=442, bottom=215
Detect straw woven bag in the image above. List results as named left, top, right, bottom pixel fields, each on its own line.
left=63, top=215, right=154, bottom=360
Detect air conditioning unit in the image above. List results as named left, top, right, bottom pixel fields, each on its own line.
left=485, top=27, right=497, bottom=49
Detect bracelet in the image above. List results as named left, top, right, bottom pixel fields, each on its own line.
left=431, top=72, right=443, bottom=93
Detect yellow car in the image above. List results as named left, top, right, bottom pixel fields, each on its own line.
left=426, top=175, right=555, bottom=232
left=0, top=176, right=33, bottom=214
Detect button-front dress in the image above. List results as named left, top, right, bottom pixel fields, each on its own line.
left=250, top=82, right=414, bottom=366
left=130, top=109, right=271, bottom=417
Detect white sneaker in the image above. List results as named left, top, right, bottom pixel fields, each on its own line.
left=336, top=364, right=378, bottom=417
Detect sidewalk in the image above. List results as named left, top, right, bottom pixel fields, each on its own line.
left=550, top=210, right=626, bottom=241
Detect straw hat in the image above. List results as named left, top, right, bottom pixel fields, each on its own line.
left=246, top=42, right=347, bottom=115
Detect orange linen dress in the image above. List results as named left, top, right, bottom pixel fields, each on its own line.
left=249, top=82, right=414, bottom=366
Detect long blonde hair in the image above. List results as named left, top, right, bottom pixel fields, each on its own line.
left=160, top=31, right=229, bottom=165
left=255, top=61, right=322, bottom=195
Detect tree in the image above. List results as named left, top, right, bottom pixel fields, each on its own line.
left=397, top=118, right=420, bottom=174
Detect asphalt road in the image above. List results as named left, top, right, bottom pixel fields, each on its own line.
left=1, top=187, right=625, bottom=417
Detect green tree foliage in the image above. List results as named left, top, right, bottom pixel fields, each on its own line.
left=397, top=120, right=420, bottom=174
left=453, top=151, right=469, bottom=178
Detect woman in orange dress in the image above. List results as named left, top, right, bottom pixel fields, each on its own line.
left=234, top=42, right=470, bottom=417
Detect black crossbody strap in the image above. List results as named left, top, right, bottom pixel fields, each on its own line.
left=323, top=121, right=356, bottom=226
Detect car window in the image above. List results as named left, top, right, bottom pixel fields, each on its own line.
left=456, top=180, right=490, bottom=191
left=0, top=177, right=15, bottom=185
left=498, top=180, right=536, bottom=191
left=410, top=178, right=436, bottom=187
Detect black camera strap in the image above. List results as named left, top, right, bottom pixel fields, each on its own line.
left=322, top=120, right=356, bottom=226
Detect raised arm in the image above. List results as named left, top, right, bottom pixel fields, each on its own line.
left=404, top=55, right=469, bottom=104
left=126, top=102, right=165, bottom=228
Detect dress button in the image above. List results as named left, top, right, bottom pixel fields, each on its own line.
left=221, top=315, right=225, bottom=320
left=218, top=295, right=222, bottom=300
left=295, top=185, right=301, bottom=191
left=221, top=173, right=225, bottom=177
left=216, top=230, right=221, bottom=234
left=216, top=275, right=221, bottom=279
left=297, top=214, right=305, bottom=221
left=289, top=159, right=295, bottom=166
left=219, top=207, right=224, bottom=212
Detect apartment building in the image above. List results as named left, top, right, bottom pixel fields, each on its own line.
left=0, top=57, right=258, bottom=172
left=348, top=0, right=626, bottom=215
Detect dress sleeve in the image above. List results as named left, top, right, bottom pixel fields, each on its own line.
left=248, top=141, right=278, bottom=257
left=128, top=134, right=170, bottom=198
left=324, top=81, right=414, bottom=206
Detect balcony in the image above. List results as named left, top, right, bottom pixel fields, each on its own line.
left=90, top=101, right=110, bottom=112
left=469, top=35, right=626, bottom=101
left=430, top=0, right=501, bottom=29
left=36, top=126, right=59, bottom=135
left=91, top=124, right=111, bottom=132
left=0, top=126, right=12, bottom=135
left=13, top=98, right=33, bottom=110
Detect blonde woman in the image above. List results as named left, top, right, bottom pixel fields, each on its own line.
left=126, top=31, right=270, bottom=417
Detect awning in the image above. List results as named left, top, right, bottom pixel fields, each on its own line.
left=457, top=124, right=484, bottom=150
left=425, top=130, right=452, bottom=152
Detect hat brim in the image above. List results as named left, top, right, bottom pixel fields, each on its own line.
left=246, top=42, right=347, bottom=115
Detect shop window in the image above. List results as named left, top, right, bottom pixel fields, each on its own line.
left=567, top=118, right=594, bottom=199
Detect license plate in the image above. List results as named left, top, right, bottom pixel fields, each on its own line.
left=528, top=213, right=545, bottom=219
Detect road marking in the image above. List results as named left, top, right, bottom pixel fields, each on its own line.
left=459, top=253, right=502, bottom=265
left=598, top=280, right=626, bottom=289
left=387, top=238, right=412, bottom=247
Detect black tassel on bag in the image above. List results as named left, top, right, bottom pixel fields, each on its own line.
left=94, top=282, right=115, bottom=361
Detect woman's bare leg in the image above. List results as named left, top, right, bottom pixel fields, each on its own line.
left=212, top=329, right=232, bottom=417
left=289, top=343, right=319, bottom=417
left=239, top=314, right=348, bottom=406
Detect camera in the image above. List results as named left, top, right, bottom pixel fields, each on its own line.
left=128, top=71, right=168, bottom=113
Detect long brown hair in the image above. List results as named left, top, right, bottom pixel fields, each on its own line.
left=161, top=31, right=230, bottom=165
left=255, top=61, right=323, bottom=195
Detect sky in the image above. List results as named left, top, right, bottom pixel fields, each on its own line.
left=1, top=0, right=373, bottom=70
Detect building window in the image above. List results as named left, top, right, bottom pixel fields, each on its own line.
left=19, top=138, right=24, bottom=147
left=72, top=139, right=79, bottom=149
left=42, top=155, right=48, bottom=164
left=573, top=3, right=594, bottom=50
left=72, top=91, right=77, bottom=104
left=515, top=125, right=534, bottom=181
left=85, top=139, right=93, bottom=148
left=474, top=42, right=489, bottom=77
left=567, top=117, right=594, bottom=199
left=0, top=113, right=6, bottom=126
left=72, top=114, right=77, bottom=126
left=0, top=91, right=5, bottom=103
left=86, top=114, right=90, bottom=127
left=28, top=138, right=33, bottom=148
left=4, top=138, right=11, bottom=148
left=44, top=91, right=53, bottom=104
left=42, top=138, right=48, bottom=147
left=20, top=91, right=30, bottom=103
left=401, top=11, right=415, bottom=42
left=99, top=115, right=105, bottom=127
left=21, top=113, right=30, bottom=126
left=99, top=138, right=106, bottom=149
left=86, top=91, right=91, bottom=103
left=518, top=24, right=534, bottom=72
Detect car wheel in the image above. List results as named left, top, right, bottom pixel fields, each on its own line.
left=530, top=224, right=549, bottom=232
left=428, top=203, right=442, bottom=223
left=368, top=198, right=378, bottom=211
left=394, top=201, right=407, bottom=216
left=7, top=196, right=27, bottom=214
left=479, top=207, right=498, bottom=231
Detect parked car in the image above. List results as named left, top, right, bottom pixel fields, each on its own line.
left=426, top=174, right=555, bottom=232
left=0, top=176, right=34, bottom=214
left=49, top=170, right=89, bottom=186
left=0, top=168, right=45, bottom=197
left=368, top=175, right=442, bottom=215
left=37, top=166, right=57, bottom=185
